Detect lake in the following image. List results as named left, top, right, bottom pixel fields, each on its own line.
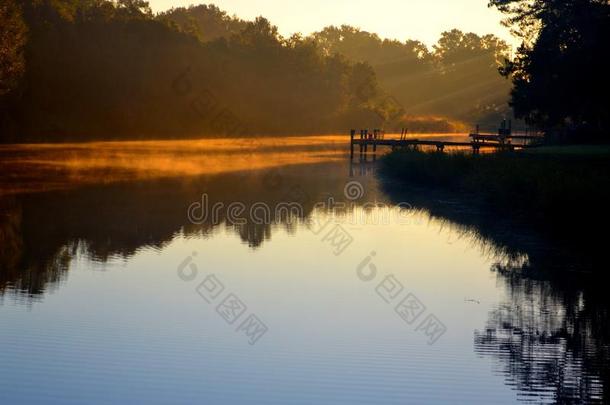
left=0, top=136, right=607, bottom=404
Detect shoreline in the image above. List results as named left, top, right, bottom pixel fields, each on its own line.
left=379, top=146, right=610, bottom=254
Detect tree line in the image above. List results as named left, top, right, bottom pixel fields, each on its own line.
left=163, top=5, right=514, bottom=125
left=0, top=1, right=382, bottom=141
left=3, top=1, right=606, bottom=142
left=0, top=1, right=517, bottom=142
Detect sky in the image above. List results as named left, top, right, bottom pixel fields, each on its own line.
left=148, top=0, right=515, bottom=47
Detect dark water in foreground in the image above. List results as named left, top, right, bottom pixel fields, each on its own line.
left=0, top=138, right=608, bottom=404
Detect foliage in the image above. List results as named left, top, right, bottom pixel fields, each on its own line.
left=490, top=0, right=610, bottom=138
left=381, top=147, right=610, bottom=233
left=312, top=26, right=512, bottom=125
left=1, top=1, right=520, bottom=141
left=1, top=0, right=382, bottom=141
left=0, top=0, right=27, bottom=96
left=158, top=4, right=247, bottom=41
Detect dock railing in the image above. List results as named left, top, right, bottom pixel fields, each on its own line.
left=349, top=123, right=546, bottom=161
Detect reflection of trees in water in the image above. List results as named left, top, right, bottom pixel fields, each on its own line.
left=0, top=162, right=376, bottom=298
left=0, top=198, right=22, bottom=276
left=402, top=202, right=610, bottom=403
left=0, top=197, right=77, bottom=297
left=475, top=268, right=609, bottom=403
left=3, top=161, right=610, bottom=401
left=456, top=203, right=610, bottom=403
left=379, top=179, right=610, bottom=403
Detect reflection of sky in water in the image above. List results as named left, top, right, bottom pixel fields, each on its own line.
left=0, top=209, right=519, bottom=404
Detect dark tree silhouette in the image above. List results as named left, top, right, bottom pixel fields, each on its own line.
left=0, top=0, right=26, bottom=96
left=491, top=0, right=610, bottom=140
left=0, top=1, right=383, bottom=142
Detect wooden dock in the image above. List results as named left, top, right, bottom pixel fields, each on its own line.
left=349, top=123, right=544, bottom=160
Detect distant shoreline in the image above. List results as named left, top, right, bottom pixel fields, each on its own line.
left=0, top=132, right=472, bottom=146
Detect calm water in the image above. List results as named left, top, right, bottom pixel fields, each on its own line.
left=0, top=137, right=608, bottom=404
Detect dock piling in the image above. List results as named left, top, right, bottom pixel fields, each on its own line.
left=350, top=129, right=355, bottom=160
left=349, top=123, right=535, bottom=161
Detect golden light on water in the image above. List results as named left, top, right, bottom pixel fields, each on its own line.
left=0, top=136, right=344, bottom=195
left=0, top=134, right=477, bottom=195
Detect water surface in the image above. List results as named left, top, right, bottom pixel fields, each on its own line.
left=0, top=137, right=607, bottom=404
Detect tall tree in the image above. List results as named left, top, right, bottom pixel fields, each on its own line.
left=491, top=0, right=610, bottom=138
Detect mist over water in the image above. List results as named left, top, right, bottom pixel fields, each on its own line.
left=0, top=134, right=477, bottom=195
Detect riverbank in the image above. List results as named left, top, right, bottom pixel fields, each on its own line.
left=379, top=146, right=610, bottom=241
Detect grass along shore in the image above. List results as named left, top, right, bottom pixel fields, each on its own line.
left=379, top=146, right=610, bottom=238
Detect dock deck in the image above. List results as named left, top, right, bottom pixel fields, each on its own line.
left=349, top=126, right=545, bottom=160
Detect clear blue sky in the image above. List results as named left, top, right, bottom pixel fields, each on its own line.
left=148, top=0, right=515, bottom=47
